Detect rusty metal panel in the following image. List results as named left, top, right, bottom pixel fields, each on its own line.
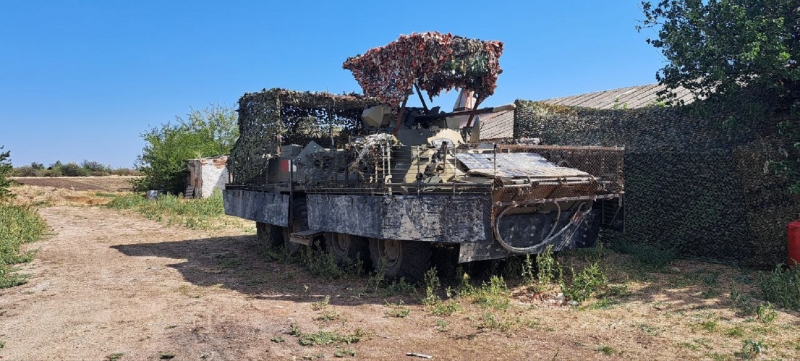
left=223, top=189, right=289, bottom=227
left=307, top=194, right=492, bottom=243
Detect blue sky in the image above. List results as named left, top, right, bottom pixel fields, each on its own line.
left=1, top=0, right=665, bottom=168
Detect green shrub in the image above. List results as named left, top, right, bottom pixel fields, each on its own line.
left=0, top=147, right=11, bottom=200
left=60, top=162, right=89, bottom=177
left=759, top=265, right=800, bottom=311
left=81, top=160, right=110, bottom=175
left=561, top=262, right=608, bottom=302
left=134, top=106, right=237, bottom=194
left=12, top=166, right=39, bottom=177
left=0, top=203, right=47, bottom=288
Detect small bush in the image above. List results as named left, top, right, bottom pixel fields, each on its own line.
left=536, top=245, right=561, bottom=285
left=561, top=262, right=608, bottom=302
left=60, top=162, right=89, bottom=177
left=12, top=166, right=39, bottom=177
left=759, top=265, right=800, bottom=311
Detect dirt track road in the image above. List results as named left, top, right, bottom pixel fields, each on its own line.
left=1, top=206, right=609, bottom=360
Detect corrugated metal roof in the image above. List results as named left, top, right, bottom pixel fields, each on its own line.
left=539, top=83, right=696, bottom=109
left=479, top=109, right=514, bottom=140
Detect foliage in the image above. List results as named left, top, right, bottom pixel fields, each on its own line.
left=134, top=105, right=237, bottom=194
left=640, top=0, right=799, bottom=108
left=108, top=190, right=227, bottom=230
left=13, top=159, right=134, bottom=177
left=422, top=267, right=441, bottom=306
left=289, top=323, right=366, bottom=346
left=0, top=147, right=12, bottom=201
left=561, top=262, right=608, bottom=303
left=640, top=0, right=800, bottom=192
left=0, top=203, right=48, bottom=288
left=536, top=245, right=560, bottom=285
left=758, top=265, right=800, bottom=311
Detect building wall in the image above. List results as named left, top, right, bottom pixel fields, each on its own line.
left=188, top=156, right=228, bottom=198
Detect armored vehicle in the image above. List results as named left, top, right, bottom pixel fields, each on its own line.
left=224, top=33, right=624, bottom=281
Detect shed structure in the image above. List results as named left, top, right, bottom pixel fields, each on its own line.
left=187, top=156, right=229, bottom=199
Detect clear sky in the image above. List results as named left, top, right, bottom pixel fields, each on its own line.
left=0, top=0, right=665, bottom=168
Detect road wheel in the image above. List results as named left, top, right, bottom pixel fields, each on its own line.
left=368, top=238, right=431, bottom=283
left=325, top=233, right=369, bottom=267
left=256, top=222, right=283, bottom=249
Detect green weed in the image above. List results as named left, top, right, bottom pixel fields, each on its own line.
left=756, top=302, right=777, bottom=323
left=759, top=265, right=800, bottom=311
left=333, top=348, right=356, bottom=358
left=475, top=312, right=517, bottom=332
left=271, top=336, right=285, bottom=343
left=595, top=345, right=615, bottom=355
left=466, top=276, right=510, bottom=310
left=422, top=267, right=441, bottom=306
left=435, top=319, right=448, bottom=332
left=430, top=300, right=461, bottom=316
left=561, top=262, right=607, bottom=302
left=290, top=323, right=367, bottom=346
left=105, top=352, right=125, bottom=361
left=536, top=245, right=560, bottom=285
left=385, top=301, right=410, bottom=318
left=734, top=339, right=766, bottom=360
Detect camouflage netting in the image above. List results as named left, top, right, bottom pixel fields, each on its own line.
left=228, top=88, right=380, bottom=185
left=514, top=100, right=798, bottom=267
left=342, top=32, right=504, bottom=107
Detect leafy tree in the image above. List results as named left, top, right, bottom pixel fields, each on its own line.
left=0, top=147, right=13, bottom=200
left=134, top=105, right=237, bottom=194
left=640, top=0, right=800, bottom=191
left=640, top=0, right=799, bottom=107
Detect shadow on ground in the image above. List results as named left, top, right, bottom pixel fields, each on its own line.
left=111, top=234, right=413, bottom=306
left=109, top=233, right=775, bottom=317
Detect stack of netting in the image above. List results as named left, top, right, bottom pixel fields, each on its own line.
left=514, top=100, right=798, bottom=267
left=228, top=88, right=380, bottom=185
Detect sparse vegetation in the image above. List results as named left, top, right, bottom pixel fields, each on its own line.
left=385, top=301, right=410, bottom=318
left=108, top=190, right=231, bottom=230
left=759, top=265, right=800, bottom=311
left=289, top=323, right=367, bottom=346
left=12, top=160, right=139, bottom=177
left=0, top=202, right=48, bottom=288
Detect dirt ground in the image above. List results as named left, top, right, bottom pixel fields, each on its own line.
left=2, top=183, right=800, bottom=360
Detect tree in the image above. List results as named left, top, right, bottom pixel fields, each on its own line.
left=0, top=146, right=13, bottom=200
left=640, top=0, right=800, bottom=192
left=134, top=105, right=238, bottom=194
left=640, top=0, right=799, bottom=108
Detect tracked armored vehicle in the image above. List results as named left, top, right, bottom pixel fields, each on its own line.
left=224, top=33, right=624, bottom=281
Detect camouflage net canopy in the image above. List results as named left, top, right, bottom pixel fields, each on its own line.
left=342, top=32, right=504, bottom=107
left=514, top=99, right=797, bottom=268
left=228, top=88, right=380, bottom=185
